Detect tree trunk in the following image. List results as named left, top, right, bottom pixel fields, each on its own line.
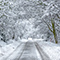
left=51, top=20, right=58, bottom=44
left=53, top=32, right=58, bottom=43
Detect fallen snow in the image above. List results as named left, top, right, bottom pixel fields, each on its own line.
left=37, top=41, right=60, bottom=60
left=33, top=38, right=45, bottom=41
left=0, top=39, right=60, bottom=60
left=0, top=40, right=21, bottom=60
left=6, top=43, right=26, bottom=60
left=0, top=41, right=7, bottom=47
left=20, top=39, right=28, bottom=42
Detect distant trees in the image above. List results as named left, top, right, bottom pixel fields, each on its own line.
left=0, top=0, right=17, bottom=41
left=0, top=0, right=39, bottom=41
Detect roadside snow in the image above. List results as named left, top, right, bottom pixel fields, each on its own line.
left=0, top=40, right=21, bottom=60
left=0, top=41, right=6, bottom=47
left=20, top=39, right=28, bottom=42
left=37, top=41, right=60, bottom=60
left=33, top=38, right=45, bottom=41
left=6, top=43, right=25, bottom=60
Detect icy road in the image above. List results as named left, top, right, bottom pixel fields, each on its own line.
left=4, top=40, right=51, bottom=60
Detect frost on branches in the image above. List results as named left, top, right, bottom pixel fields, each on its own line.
left=0, top=0, right=60, bottom=43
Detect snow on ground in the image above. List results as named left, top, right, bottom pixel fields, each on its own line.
left=0, top=38, right=60, bottom=60
left=6, top=42, right=26, bottom=60
left=33, top=43, right=42, bottom=60
left=33, top=38, right=46, bottom=41
left=0, top=40, right=21, bottom=60
left=0, top=41, right=7, bottom=47
left=37, top=41, right=60, bottom=60
left=20, top=39, right=28, bottom=42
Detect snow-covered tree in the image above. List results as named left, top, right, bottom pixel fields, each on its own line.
left=0, top=0, right=60, bottom=43
left=39, top=0, right=60, bottom=43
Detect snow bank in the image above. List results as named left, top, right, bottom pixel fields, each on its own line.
left=37, top=41, right=60, bottom=60
left=20, top=39, right=28, bottom=42
left=0, top=41, right=7, bottom=47
left=0, top=40, right=21, bottom=60
left=33, top=39, right=45, bottom=41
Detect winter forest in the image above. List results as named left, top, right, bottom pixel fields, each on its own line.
left=0, top=0, right=60, bottom=60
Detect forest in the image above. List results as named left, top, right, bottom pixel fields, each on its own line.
left=0, top=0, right=60, bottom=60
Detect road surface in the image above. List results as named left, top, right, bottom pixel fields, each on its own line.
left=5, top=41, right=50, bottom=60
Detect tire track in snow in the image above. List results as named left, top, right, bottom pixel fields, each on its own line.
left=5, top=42, right=22, bottom=60
left=17, top=42, right=28, bottom=60
left=35, top=42, right=51, bottom=60
left=4, top=42, right=27, bottom=60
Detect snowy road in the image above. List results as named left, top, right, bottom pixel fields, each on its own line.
left=1, top=40, right=60, bottom=60
left=19, top=41, right=42, bottom=60
left=4, top=41, right=51, bottom=60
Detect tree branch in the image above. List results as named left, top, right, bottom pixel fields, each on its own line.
left=43, top=20, right=53, bottom=32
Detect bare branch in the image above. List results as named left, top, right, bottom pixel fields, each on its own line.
left=43, top=20, right=53, bottom=32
